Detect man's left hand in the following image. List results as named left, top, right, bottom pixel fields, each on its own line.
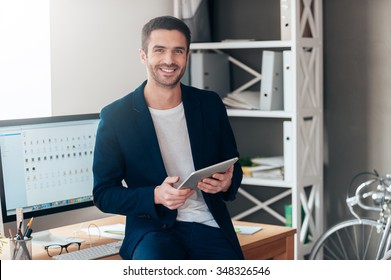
left=197, top=165, right=234, bottom=194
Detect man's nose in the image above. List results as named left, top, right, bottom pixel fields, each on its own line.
left=162, top=51, right=175, bottom=64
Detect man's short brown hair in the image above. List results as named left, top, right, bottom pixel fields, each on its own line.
left=141, top=16, right=191, bottom=54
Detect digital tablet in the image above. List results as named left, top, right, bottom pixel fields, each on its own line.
left=175, top=157, right=239, bottom=190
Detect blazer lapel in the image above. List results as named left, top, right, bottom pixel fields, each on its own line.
left=131, top=83, right=167, bottom=179
left=182, top=86, right=204, bottom=171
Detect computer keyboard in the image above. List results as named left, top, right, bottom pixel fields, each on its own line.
left=52, top=240, right=122, bottom=260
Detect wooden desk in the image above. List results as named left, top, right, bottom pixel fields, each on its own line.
left=32, top=216, right=295, bottom=260
left=233, top=220, right=296, bottom=260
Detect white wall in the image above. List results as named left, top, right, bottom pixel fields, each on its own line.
left=0, top=0, right=51, bottom=120
left=50, top=0, right=174, bottom=115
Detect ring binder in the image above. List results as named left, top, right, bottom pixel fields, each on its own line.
left=283, top=50, right=293, bottom=112
left=283, top=121, right=293, bottom=182
left=280, top=0, right=292, bottom=40
left=260, top=51, right=284, bottom=111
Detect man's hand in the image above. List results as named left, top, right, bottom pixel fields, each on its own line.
left=154, top=176, right=195, bottom=210
left=197, top=165, right=234, bottom=194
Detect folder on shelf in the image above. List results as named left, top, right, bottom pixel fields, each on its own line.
left=260, top=51, right=283, bottom=110
left=283, top=50, right=293, bottom=112
left=283, top=121, right=293, bottom=182
left=280, top=0, right=292, bottom=40
left=190, top=52, right=230, bottom=98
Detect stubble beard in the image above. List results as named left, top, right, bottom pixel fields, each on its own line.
left=150, top=63, right=186, bottom=89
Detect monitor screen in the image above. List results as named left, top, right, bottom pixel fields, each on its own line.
left=0, top=114, right=109, bottom=235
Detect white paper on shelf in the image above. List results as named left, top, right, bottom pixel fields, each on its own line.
left=223, top=91, right=260, bottom=110
left=251, top=156, right=284, bottom=167
left=245, top=156, right=284, bottom=180
left=246, top=165, right=281, bottom=172
left=252, top=168, right=284, bottom=180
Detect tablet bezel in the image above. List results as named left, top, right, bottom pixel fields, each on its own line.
left=175, top=157, right=239, bottom=190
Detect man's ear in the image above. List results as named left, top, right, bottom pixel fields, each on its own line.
left=139, top=49, right=147, bottom=64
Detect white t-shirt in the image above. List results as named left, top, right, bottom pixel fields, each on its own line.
left=149, top=103, right=219, bottom=228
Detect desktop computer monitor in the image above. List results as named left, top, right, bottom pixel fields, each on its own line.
left=0, top=114, right=111, bottom=236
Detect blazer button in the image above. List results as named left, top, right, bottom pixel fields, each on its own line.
left=162, top=224, right=168, bottom=229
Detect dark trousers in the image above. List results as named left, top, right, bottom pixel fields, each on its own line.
left=132, top=221, right=241, bottom=260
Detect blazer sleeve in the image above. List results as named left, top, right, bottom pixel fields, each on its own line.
left=92, top=106, right=163, bottom=221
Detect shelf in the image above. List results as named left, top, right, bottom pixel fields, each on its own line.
left=227, top=108, right=321, bottom=119
left=175, top=0, right=323, bottom=260
left=242, top=177, right=293, bottom=188
left=227, top=109, right=292, bottom=119
left=190, top=40, right=292, bottom=50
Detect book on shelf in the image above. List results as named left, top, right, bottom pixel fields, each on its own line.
left=241, top=156, right=284, bottom=180
left=222, top=91, right=260, bottom=110
left=251, top=156, right=284, bottom=166
left=252, top=167, right=284, bottom=180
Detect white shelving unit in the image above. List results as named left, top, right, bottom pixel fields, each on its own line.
left=174, top=0, right=323, bottom=259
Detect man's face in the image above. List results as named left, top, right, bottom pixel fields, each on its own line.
left=140, top=29, right=189, bottom=89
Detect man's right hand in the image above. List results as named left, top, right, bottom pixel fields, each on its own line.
left=154, top=176, right=195, bottom=210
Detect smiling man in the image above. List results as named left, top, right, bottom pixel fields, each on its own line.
left=92, top=16, right=244, bottom=260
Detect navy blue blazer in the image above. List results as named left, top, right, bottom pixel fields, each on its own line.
left=92, top=81, right=244, bottom=259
